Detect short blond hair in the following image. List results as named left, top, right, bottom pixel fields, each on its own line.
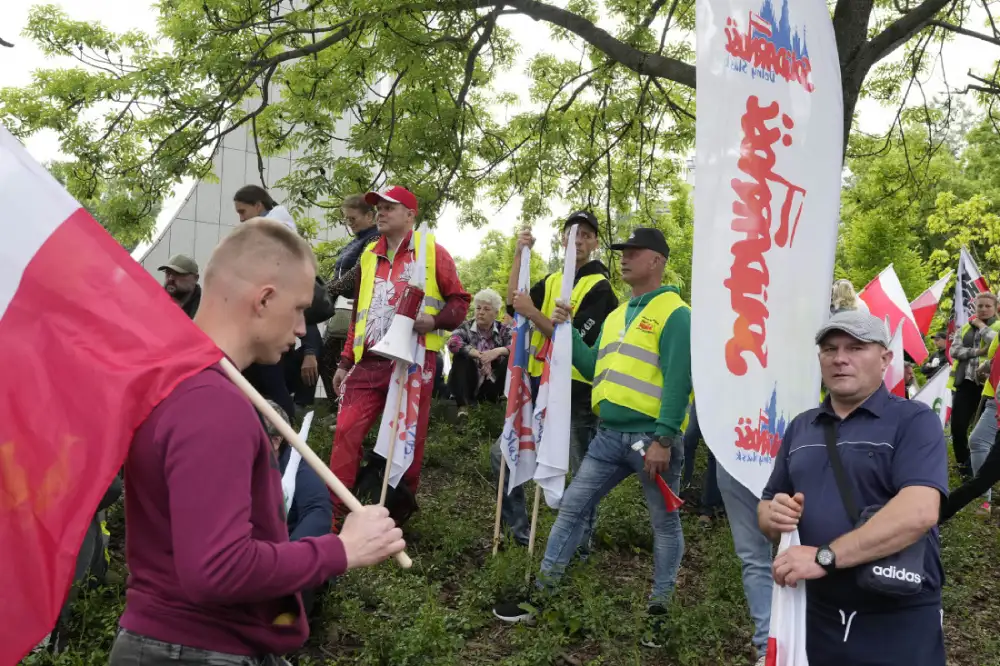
left=205, top=218, right=316, bottom=287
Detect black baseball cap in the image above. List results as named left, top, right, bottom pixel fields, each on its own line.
left=611, top=227, right=670, bottom=259
left=933, top=331, right=948, bottom=340
left=564, top=210, right=599, bottom=235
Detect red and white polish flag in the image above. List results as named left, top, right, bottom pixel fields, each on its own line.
left=765, top=530, right=809, bottom=666
left=909, top=272, right=952, bottom=337
left=0, top=126, right=222, bottom=663
left=858, top=264, right=928, bottom=364
left=883, top=319, right=906, bottom=397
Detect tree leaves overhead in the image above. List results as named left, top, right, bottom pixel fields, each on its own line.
left=2, top=0, right=999, bottom=248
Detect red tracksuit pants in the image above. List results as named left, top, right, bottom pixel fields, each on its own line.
left=329, top=353, right=436, bottom=521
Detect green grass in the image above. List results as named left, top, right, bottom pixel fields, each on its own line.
left=21, top=401, right=1000, bottom=665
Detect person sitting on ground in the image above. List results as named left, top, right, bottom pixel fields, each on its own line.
left=263, top=400, right=333, bottom=617
left=447, top=288, right=511, bottom=417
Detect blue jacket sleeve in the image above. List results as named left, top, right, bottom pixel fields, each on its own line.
left=289, top=463, right=334, bottom=542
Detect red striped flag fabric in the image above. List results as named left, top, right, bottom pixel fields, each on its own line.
left=858, top=264, right=928, bottom=364
left=0, top=127, right=222, bottom=663
left=909, top=272, right=951, bottom=337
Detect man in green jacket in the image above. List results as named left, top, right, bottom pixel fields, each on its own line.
left=493, top=228, right=691, bottom=650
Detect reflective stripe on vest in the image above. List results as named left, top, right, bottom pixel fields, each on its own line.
left=528, top=272, right=609, bottom=381
left=353, top=232, right=445, bottom=362
left=592, top=290, right=688, bottom=418
left=984, top=335, right=1000, bottom=398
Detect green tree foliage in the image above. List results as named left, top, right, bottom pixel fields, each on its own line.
left=455, top=229, right=547, bottom=301
left=838, top=106, right=1000, bottom=340
left=47, top=160, right=162, bottom=253
left=1, top=0, right=990, bottom=247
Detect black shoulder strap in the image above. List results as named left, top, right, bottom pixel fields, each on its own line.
left=822, top=419, right=861, bottom=523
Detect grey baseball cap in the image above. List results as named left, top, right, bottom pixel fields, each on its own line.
left=158, top=254, right=199, bottom=275
left=815, top=310, right=890, bottom=348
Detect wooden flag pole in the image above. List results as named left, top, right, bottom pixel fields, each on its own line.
left=379, top=362, right=409, bottom=506
left=492, top=451, right=508, bottom=555
left=525, top=484, right=542, bottom=582
left=220, top=357, right=412, bottom=569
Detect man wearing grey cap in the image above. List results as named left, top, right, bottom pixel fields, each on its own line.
left=158, top=254, right=201, bottom=319
left=757, top=310, right=947, bottom=665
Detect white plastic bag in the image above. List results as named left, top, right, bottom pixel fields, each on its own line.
left=765, top=530, right=810, bottom=666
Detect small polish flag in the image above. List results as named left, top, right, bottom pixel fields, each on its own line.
left=749, top=11, right=773, bottom=37
left=0, top=126, right=222, bottom=664
left=859, top=264, right=928, bottom=364
left=909, top=272, right=952, bottom=336
left=883, top=320, right=907, bottom=397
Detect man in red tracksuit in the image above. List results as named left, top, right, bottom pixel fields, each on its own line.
left=330, top=186, right=470, bottom=524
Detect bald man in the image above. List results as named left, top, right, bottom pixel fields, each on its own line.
left=110, top=220, right=405, bottom=666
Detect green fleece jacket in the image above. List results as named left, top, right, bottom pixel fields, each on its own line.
left=570, top=285, right=692, bottom=438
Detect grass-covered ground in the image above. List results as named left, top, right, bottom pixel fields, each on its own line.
left=22, top=401, right=1000, bottom=665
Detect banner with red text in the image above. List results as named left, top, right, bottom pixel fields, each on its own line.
left=692, top=0, right=843, bottom=497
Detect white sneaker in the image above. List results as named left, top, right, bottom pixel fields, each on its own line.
left=755, top=655, right=767, bottom=666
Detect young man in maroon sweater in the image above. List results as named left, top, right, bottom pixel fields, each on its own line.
left=110, top=220, right=405, bottom=665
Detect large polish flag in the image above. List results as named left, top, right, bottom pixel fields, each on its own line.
left=909, top=272, right=952, bottom=336
left=0, top=127, right=223, bottom=663
left=859, top=264, right=928, bottom=364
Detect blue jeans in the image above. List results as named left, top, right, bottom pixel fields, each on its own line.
left=537, top=428, right=685, bottom=606
left=716, top=464, right=773, bottom=654
left=490, top=403, right=598, bottom=547
left=969, top=398, right=997, bottom=502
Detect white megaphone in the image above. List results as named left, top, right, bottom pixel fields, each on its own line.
left=371, top=283, right=424, bottom=365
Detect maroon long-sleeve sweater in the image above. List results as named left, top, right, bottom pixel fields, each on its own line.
left=119, top=363, right=347, bottom=656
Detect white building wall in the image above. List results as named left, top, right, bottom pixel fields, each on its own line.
left=134, top=107, right=353, bottom=275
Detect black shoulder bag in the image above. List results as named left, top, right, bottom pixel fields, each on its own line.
left=822, top=419, right=927, bottom=597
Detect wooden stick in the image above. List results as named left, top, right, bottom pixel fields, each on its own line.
left=220, top=357, right=412, bottom=569
left=526, top=484, right=542, bottom=582
left=380, top=363, right=408, bottom=506
left=492, top=450, right=508, bottom=556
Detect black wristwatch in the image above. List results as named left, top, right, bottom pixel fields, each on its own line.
left=815, top=545, right=837, bottom=572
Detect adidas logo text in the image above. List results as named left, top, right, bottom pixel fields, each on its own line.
left=871, top=565, right=921, bottom=584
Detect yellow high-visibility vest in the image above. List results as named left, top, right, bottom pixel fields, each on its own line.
left=592, top=290, right=688, bottom=418
left=354, top=232, right=446, bottom=362
left=947, top=320, right=1000, bottom=390
left=527, top=272, right=609, bottom=382
left=984, top=335, right=1000, bottom=399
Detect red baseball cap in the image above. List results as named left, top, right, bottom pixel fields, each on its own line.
left=364, top=185, right=418, bottom=213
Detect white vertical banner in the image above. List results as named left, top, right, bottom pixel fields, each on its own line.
left=692, top=0, right=843, bottom=497
left=533, top=224, right=579, bottom=507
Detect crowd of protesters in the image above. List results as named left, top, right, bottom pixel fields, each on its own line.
left=37, top=185, right=1000, bottom=666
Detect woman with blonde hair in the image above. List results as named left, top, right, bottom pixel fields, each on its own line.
left=830, top=278, right=869, bottom=315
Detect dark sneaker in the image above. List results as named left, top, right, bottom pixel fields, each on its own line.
left=493, top=598, right=537, bottom=624
left=640, top=605, right=669, bottom=648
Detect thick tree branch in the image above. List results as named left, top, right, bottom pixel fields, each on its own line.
left=0, top=37, right=13, bottom=48
left=857, top=0, right=952, bottom=74
left=499, top=0, right=695, bottom=87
